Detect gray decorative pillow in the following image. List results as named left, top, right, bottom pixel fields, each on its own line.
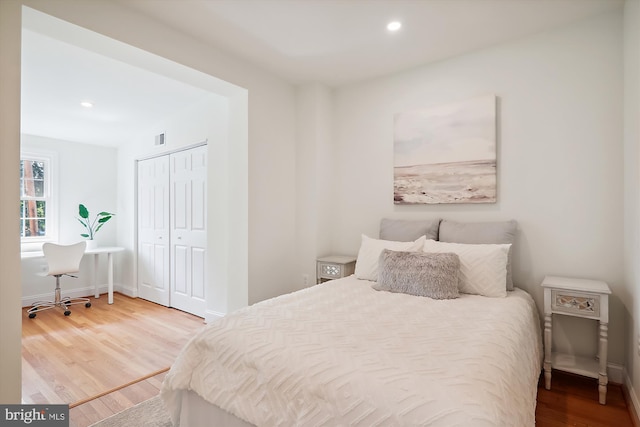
left=379, top=218, right=441, bottom=242
left=438, top=220, right=517, bottom=291
left=373, top=249, right=460, bottom=300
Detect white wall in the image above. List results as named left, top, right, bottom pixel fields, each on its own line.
left=623, top=0, right=640, bottom=410
left=20, top=135, right=117, bottom=304
left=295, top=84, right=335, bottom=288
left=115, top=95, right=228, bottom=302
left=21, top=135, right=118, bottom=247
left=329, top=12, right=625, bottom=364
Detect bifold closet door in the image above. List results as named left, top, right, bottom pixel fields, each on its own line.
left=137, top=155, right=171, bottom=307
left=169, top=145, right=207, bottom=318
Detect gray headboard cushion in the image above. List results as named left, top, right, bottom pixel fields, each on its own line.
left=379, top=218, right=441, bottom=242
left=438, top=219, right=518, bottom=290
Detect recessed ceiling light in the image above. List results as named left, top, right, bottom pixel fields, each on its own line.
left=80, top=101, right=94, bottom=108
left=387, top=21, right=402, bottom=32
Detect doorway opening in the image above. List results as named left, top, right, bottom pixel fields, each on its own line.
left=19, top=4, right=248, bottom=404
left=21, top=5, right=248, bottom=320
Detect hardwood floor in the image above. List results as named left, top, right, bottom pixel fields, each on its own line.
left=69, top=371, right=168, bottom=427
left=23, top=294, right=638, bottom=427
left=536, top=371, right=635, bottom=427
left=22, top=293, right=205, bottom=408
left=68, top=370, right=638, bottom=427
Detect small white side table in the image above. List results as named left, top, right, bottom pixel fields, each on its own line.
left=541, top=275, right=611, bottom=404
left=316, top=255, right=356, bottom=284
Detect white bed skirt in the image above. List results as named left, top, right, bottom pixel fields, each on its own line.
left=177, top=389, right=255, bottom=427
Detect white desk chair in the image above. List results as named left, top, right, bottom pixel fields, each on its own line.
left=27, top=241, right=92, bottom=318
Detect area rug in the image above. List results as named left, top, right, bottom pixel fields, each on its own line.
left=88, top=395, right=172, bottom=427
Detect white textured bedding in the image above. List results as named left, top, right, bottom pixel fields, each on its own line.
left=161, top=275, right=543, bottom=426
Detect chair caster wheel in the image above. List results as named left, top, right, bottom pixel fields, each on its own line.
left=64, top=310, right=71, bottom=316
left=28, top=313, right=36, bottom=319
left=85, top=302, right=91, bottom=308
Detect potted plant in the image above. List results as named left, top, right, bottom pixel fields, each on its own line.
left=77, top=204, right=115, bottom=248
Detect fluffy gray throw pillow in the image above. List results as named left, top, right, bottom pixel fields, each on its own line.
left=373, top=249, right=460, bottom=299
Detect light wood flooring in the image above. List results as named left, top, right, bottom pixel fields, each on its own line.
left=22, top=292, right=205, bottom=426
left=69, top=370, right=168, bottom=427
left=23, top=293, right=638, bottom=427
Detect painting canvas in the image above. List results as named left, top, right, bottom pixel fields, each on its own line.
left=394, top=95, right=497, bottom=204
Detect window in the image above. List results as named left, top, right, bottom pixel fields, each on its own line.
left=20, top=152, right=56, bottom=242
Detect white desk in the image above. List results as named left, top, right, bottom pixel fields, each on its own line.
left=21, top=246, right=125, bottom=304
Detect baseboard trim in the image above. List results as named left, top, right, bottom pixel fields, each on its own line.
left=115, top=284, right=137, bottom=298
left=609, top=362, right=625, bottom=385
left=205, top=309, right=225, bottom=324
left=625, top=369, right=640, bottom=427
left=22, top=284, right=127, bottom=307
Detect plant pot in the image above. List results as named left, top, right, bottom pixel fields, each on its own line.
left=85, top=239, right=98, bottom=250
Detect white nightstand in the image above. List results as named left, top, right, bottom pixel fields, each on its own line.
left=541, top=275, right=611, bottom=404
left=316, top=255, right=356, bottom=284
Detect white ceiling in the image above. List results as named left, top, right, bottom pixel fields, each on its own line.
left=21, top=0, right=624, bottom=147
left=119, top=0, right=624, bottom=86
left=21, top=28, right=217, bottom=147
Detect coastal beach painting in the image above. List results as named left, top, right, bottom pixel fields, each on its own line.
left=394, top=95, right=497, bottom=204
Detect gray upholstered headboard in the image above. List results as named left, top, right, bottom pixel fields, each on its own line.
left=379, top=218, right=517, bottom=290
left=378, top=218, right=440, bottom=241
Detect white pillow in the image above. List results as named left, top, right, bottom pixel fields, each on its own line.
left=355, top=235, right=426, bottom=281
left=422, top=239, right=511, bottom=297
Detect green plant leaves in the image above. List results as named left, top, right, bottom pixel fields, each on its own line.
left=79, top=204, right=89, bottom=219
left=77, top=204, right=115, bottom=238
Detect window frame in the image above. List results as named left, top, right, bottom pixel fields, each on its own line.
left=20, top=150, right=58, bottom=247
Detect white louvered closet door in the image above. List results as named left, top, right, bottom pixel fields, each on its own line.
left=169, top=145, right=207, bottom=317
left=137, top=155, right=171, bottom=306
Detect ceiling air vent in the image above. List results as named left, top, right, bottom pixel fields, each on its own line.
left=155, top=132, right=166, bottom=146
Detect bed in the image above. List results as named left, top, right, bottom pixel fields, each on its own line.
left=161, top=219, right=543, bottom=426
